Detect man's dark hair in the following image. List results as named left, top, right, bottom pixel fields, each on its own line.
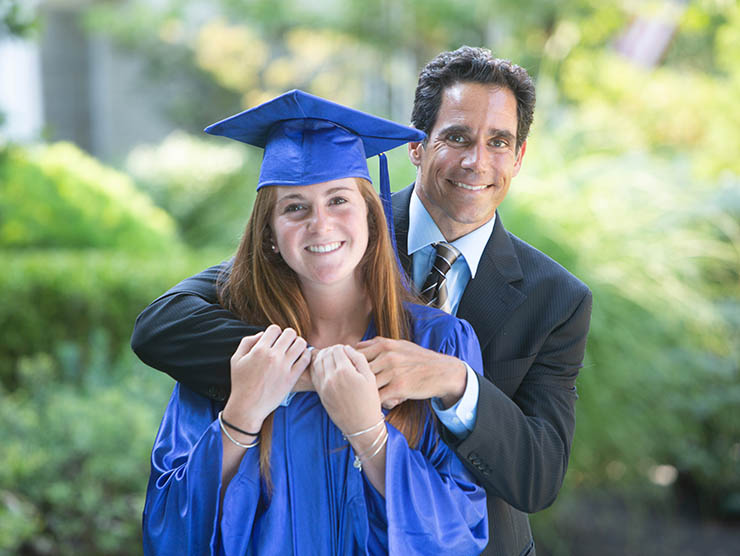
left=411, top=46, right=536, bottom=153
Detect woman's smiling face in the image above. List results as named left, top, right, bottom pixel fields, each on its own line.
left=271, top=177, right=369, bottom=289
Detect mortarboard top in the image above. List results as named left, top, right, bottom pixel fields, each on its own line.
left=204, top=89, right=425, bottom=190
left=204, top=90, right=425, bottom=277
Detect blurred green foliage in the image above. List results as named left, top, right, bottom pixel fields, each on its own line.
left=0, top=246, right=230, bottom=389
left=0, top=343, right=172, bottom=554
left=125, top=131, right=258, bottom=248
left=505, top=118, right=740, bottom=515
left=558, top=49, right=740, bottom=178
left=84, top=0, right=631, bottom=81
left=0, top=142, right=176, bottom=250
left=0, top=138, right=234, bottom=553
left=0, top=0, right=37, bottom=38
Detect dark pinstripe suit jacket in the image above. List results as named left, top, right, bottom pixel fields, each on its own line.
left=132, top=185, right=592, bottom=556
left=392, top=185, right=592, bottom=556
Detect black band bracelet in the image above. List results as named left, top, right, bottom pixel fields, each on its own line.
left=220, top=412, right=261, bottom=437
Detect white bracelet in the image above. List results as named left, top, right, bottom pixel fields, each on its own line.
left=352, top=426, right=389, bottom=472
left=359, top=424, right=387, bottom=454
left=343, top=417, right=385, bottom=439
left=218, top=411, right=260, bottom=449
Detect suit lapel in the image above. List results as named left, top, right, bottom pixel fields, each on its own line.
left=458, top=212, right=526, bottom=352
left=391, top=184, right=414, bottom=275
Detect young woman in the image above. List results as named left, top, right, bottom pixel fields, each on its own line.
left=142, top=91, right=488, bottom=555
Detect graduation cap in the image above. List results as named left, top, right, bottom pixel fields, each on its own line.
left=204, top=89, right=425, bottom=257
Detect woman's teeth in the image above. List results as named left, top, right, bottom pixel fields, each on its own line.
left=307, top=242, right=341, bottom=253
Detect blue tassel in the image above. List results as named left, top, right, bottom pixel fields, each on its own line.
left=378, top=153, right=411, bottom=291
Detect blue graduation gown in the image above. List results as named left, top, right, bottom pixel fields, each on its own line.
left=143, top=303, right=489, bottom=555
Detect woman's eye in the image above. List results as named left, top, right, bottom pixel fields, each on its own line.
left=284, top=204, right=306, bottom=213
left=329, top=197, right=347, bottom=206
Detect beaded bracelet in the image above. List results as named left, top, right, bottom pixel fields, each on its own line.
left=218, top=411, right=260, bottom=449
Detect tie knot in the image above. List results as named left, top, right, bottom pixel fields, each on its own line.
left=433, top=242, right=461, bottom=274
left=419, top=242, right=461, bottom=312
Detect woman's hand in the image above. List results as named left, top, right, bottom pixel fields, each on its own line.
left=223, top=325, right=311, bottom=432
left=311, top=344, right=383, bottom=436
left=312, top=344, right=388, bottom=495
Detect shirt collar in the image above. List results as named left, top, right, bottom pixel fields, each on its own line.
left=407, top=189, right=495, bottom=279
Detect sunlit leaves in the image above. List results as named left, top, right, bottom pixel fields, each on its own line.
left=194, top=19, right=268, bottom=93
left=125, top=131, right=258, bottom=247
left=558, top=47, right=740, bottom=178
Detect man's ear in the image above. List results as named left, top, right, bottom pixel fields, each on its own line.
left=408, top=141, right=424, bottom=167
left=512, top=140, right=527, bottom=178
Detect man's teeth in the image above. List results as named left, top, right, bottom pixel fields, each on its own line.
left=307, top=242, right=341, bottom=253
left=454, top=182, right=489, bottom=191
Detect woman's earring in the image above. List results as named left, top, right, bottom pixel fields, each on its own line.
left=270, top=242, right=278, bottom=253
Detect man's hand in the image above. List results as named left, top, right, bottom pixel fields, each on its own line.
left=355, top=337, right=468, bottom=410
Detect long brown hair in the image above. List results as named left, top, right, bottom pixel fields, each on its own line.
left=219, top=178, right=428, bottom=489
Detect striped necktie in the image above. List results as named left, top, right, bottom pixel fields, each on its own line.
left=420, top=242, right=461, bottom=313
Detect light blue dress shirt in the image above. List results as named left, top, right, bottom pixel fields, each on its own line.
left=407, top=190, right=496, bottom=438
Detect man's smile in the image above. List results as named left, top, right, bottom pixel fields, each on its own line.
left=449, top=180, right=491, bottom=191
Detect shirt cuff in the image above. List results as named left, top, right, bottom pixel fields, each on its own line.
left=431, top=362, right=479, bottom=439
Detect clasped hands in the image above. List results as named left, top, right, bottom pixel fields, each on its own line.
left=222, top=325, right=467, bottom=437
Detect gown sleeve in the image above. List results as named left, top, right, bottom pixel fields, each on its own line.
left=365, top=310, right=489, bottom=555
left=142, top=384, right=262, bottom=556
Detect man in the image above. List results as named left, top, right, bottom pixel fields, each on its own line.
left=132, top=46, right=592, bottom=555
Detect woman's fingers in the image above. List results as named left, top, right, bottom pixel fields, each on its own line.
left=291, top=346, right=313, bottom=381
left=312, top=344, right=383, bottom=437
left=343, top=345, right=372, bottom=379
left=235, top=325, right=281, bottom=363
left=232, top=325, right=312, bottom=382
left=314, top=345, right=368, bottom=387
left=312, top=346, right=340, bottom=387
left=311, top=347, right=330, bottom=378
left=231, top=331, right=264, bottom=362
left=272, top=327, right=298, bottom=353
left=257, top=324, right=283, bottom=348
left=328, top=344, right=346, bottom=372
left=285, top=334, right=307, bottom=360
left=235, top=331, right=372, bottom=389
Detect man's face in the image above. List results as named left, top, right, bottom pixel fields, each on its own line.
left=409, top=81, right=526, bottom=241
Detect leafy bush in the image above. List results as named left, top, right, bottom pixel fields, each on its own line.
left=0, top=248, right=231, bottom=389
left=0, top=142, right=176, bottom=251
left=0, top=340, right=173, bottom=555
left=504, top=124, right=740, bottom=516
